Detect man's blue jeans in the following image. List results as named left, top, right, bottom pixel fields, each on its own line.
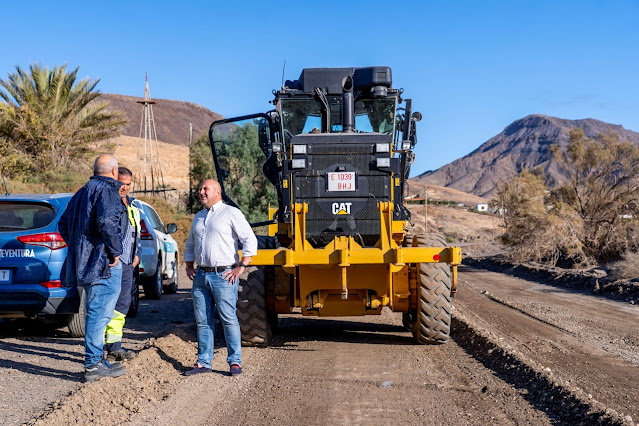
left=83, top=262, right=122, bottom=367
left=191, top=269, right=242, bottom=368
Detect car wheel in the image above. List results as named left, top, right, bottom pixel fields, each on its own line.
left=128, top=268, right=140, bottom=317
left=163, top=255, right=178, bottom=294
left=143, top=258, right=163, bottom=300
left=68, top=288, right=86, bottom=337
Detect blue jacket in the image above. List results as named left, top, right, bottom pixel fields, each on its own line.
left=59, top=175, right=127, bottom=286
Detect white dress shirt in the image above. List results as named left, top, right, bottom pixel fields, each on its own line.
left=184, top=200, right=258, bottom=267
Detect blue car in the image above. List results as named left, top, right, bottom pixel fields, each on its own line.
left=0, top=193, right=141, bottom=336
left=0, top=193, right=85, bottom=333
left=0, top=193, right=141, bottom=337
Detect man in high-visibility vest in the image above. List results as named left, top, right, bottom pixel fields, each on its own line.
left=105, top=167, right=141, bottom=361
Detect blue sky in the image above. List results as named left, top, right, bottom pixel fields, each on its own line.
left=1, top=0, right=638, bottom=176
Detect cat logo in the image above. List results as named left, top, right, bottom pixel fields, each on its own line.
left=331, top=202, right=352, bottom=215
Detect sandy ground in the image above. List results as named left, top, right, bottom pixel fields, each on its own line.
left=406, top=204, right=505, bottom=257
left=1, top=263, right=637, bottom=425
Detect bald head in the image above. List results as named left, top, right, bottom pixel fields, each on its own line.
left=199, top=179, right=222, bottom=209
left=93, top=154, right=119, bottom=179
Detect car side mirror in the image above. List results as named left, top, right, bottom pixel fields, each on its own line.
left=166, top=223, right=178, bottom=234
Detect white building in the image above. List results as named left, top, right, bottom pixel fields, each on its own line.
left=476, top=203, right=489, bottom=212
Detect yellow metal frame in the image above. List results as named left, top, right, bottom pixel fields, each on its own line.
left=252, top=202, right=461, bottom=267
left=248, top=202, right=461, bottom=315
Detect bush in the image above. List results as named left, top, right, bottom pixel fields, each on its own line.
left=496, top=129, right=639, bottom=266
left=609, top=251, right=639, bottom=281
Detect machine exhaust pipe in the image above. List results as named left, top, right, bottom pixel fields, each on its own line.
left=342, top=76, right=354, bottom=133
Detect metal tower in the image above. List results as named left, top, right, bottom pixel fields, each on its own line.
left=134, top=74, right=167, bottom=199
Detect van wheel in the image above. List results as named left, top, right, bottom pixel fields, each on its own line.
left=68, top=288, right=86, bottom=337
left=143, top=258, right=163, bottom=300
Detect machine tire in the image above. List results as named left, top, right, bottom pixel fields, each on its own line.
left=401, top=234, right=414, bottom=331
left=402, top=312, right=413, bottom=331
left=143, top=258, right=163, bottom=300
left=68, top=288, right=86, bottom=338
left=163, top=255, right=178, bottom=294
left=237, top=266, right=271, bottom=346
left=411, top=233, right=452, bottom=345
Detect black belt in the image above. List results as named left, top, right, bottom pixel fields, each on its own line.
left=199, top=265, right=234, bottom=273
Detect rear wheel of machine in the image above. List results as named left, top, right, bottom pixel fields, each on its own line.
left=402, top=234, right=414, bottom=331
left=402, top=312, right=413, bottom=331
left=411, top=233, right=452, bottom=345
left=237, top=266, right=271, bottom=346
left=68, top=288, right=86, bottom=338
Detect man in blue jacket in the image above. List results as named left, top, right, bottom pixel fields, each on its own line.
left=59, top=154, right=128, bottom=382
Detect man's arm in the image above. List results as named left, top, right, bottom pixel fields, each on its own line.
left=223, top=208, right=257, bottom=284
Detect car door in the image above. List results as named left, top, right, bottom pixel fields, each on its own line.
left=134, top=203, right=157, bottom=277
left=141, top=203, right=176, bottom=275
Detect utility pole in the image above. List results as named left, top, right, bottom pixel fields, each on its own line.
left=188, top=122, right=193, bottom=212
left=424, top=185, right=428, bottom=233
left=134, top=73, right=168, bottom=199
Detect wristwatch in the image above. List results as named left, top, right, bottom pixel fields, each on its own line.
left=239, top=263, right=248, bottom=268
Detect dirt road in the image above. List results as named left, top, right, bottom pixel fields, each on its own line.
left=1, top=266, right=637, bottom=425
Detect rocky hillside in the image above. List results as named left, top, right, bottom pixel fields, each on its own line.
left=413, top=114, right=639, bottom=198
left=100, top=93, right=223, bottom=146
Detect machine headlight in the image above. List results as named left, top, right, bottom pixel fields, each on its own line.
left=272, top=143, right=283, bottom=153
left=376, top=158, right=391, bottom=168
left=375, top=143, right=390, bottom=153
left=291, top=159, right=306, bottom=168
left=402, top=141, right=412, bottom=150
left=292, top=144, right=307, bottom=154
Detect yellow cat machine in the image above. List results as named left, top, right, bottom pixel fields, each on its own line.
left=208, top=67, right=461, bottom=345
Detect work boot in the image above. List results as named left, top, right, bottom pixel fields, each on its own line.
left=84, top=360, right=126, bottom=383
left=107, top=349, right=137, bottom=362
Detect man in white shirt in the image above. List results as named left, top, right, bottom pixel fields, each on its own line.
left=183, top=179, right=257, bottom=376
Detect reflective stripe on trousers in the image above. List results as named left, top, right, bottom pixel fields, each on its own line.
left=105, top=309, right=126, bottom=344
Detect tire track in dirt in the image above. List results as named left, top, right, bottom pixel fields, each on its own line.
left=480, top=290, right=577, bottom=336
left=454, top=267, right=638, bottom=425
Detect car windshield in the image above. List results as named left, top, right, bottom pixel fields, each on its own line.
left=279, top=97, right=396, bottom=136
left=0, top=202, right=55, bottom=232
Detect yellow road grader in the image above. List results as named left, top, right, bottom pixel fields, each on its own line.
left=208, top=67, right=461, bottom=345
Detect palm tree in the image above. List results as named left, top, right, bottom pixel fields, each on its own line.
left=0, top=64, right=126, bottom=170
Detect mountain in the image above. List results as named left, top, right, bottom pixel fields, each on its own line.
left=413, top=114, right=639, bottom=198
left=100, top=93, right=223, bottom=146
